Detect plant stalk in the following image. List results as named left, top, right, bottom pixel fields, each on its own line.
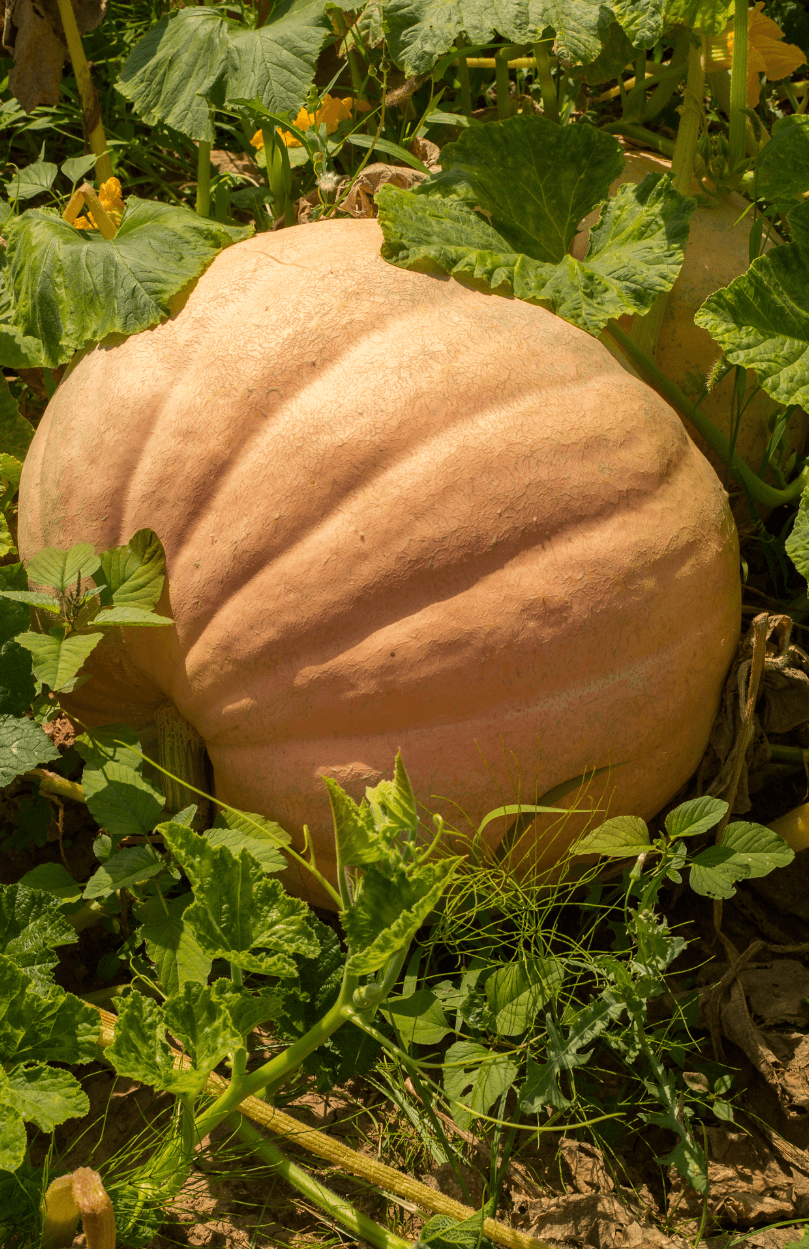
left=603, top=321, right=809, bottom=508
left=628, top=33, right=705, bottom=363
left=455, top=36, right=473, bottom=115
left=727, top=0, right=749, bottom=175
left=54, top=0, right=113, bottom=183
left=533, top=38, right=558, bottom=121
left=196, top=141, right=212, bottom=217
left=494, top=47, right=512, bottom=119
left=228, top=1115, right=412, bottom=1249
left=598, top=121, right=675, bottom=156
left=27, top=767, right=84, bottom=804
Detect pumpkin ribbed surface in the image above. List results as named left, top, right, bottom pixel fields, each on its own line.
left=19, top=218, right=740, bottom=903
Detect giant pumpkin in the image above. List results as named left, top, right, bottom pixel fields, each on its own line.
left=572, top=152, right=809, bottom=483
left=18, top=218, right=740, bottom=906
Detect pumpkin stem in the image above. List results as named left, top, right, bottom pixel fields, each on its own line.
left=42, top=1168, right=116, bottom=1249
left=155, top=702, right=210, bottom=823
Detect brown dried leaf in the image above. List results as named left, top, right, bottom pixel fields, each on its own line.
left=3, top=0, right=107, bottom=113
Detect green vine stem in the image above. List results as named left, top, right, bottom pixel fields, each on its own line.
left=94, top=1006, right=553, bottom=1249
left=628, top=31, right=705, bottom=364
left=495, top=46, right=513, bottom=119
left=603, top=321, right=809, bottom=508
left=54, top=0, right=113, bottom=184
left=599, top=120, right=676, bottom=156
left=533, top=37, right=559, bottom=122
left=455, top=36, right=473, bottom=115
left=228, top=1115, right=413, bottom=1249
left=196, top=141, right=212, bottom=218
left=727, top=0, right=749, bottom=175
left=261, top=126, right=295, bottom=227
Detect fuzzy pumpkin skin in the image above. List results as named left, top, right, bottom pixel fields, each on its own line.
left=19, top=218, right=740, bottom=906
left=571, top=152, right=808, bottom=483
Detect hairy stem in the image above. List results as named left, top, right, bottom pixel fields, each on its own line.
left=456, top=36, right=473, bottom=115
left=533, top=37, right=558, bottom=121
left=727, top=0, right=749, bottom=174
left=196, top=141, right=212, bottom=217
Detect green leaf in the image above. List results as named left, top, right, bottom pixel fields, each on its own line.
left=662, top=0, right=732, bottom=34
left=0, top=589, right=61, bottom=612
left=574, top=815, right=650, bottom=858
left=61, top=153, right=99, bottom=185
left=0, top=452, right=23, bottom=488
left=0, top=883, right=78, bottom=990
left=378, top=122, right=694, bottom=336
left=116, top=8, right=235, bottom=141
left=16, top=628, right=103, bottom=692
left=0, top=563, right=30, bottom=645
left=484, top=956, right=564, bottom=1036
left=0, top=1080, right=25, bottom=1171
left=664, top=796, right=727, bottom=840
left=344, top=858, right=459, bottom=975
left=366, top=752, right=420, bottom=839
left=324, top=779, right=385, bottom=866
left=6, top=1062, right=89, bottom=1131
left=206, top=977, right=289, bottom=1037
left=611, top=0, right=663, bottom=47
left=210, top=807, right=291, bottom=847
left=93, top=606, right=174, bottom=627
left=0, top=712, right=60, bottom=786
left=163, top=822, right=319, bottom=976
left=787, top=485, right=809, bottom=584
left=226, top=0, right=332, bottom=115
left=0, top=953, right=99, bottom=1063
left=690, top=822, right=794, bottom=900
left=94, top=529, right=167, bottom=611
left=519, top=996, right=624, bottom=1112
left=81, top=760, right=165, bottom=840
left=107, top=985, right=242, bottom=1095
left=443, top=1039, right=519, bottom=1130
left=18, top=863, right=83, bottom=905
left=8, top=155, right=58, bottom=201
left=382, top=988, right=452, bottom=1045
left=416, top=1212, right=489, bottom=1249
left=0, top=512, right=14, bottom=560
left=753, top=115, right=809, bottom=202
left=0, top=639, right=35, bottom=716
left=135, top=890, right=212, bottom=996
left=25, top=543, right=100, bottom=593
left=0, top=266, right=44, bottom=371
left=117, top=2, right=329, bottom=141
left=84, top=845, right=166, bottom=900
left=5, top=200, right=252, bottom=369
left=694, top=243, right=809, bottom=409
left=383, top=0, right=544, bottom=77
left=75, top=723, right=145, bottom=773
left=203, top=822, right=287, bottom=874
left=0, top=375, right=35, bottom=459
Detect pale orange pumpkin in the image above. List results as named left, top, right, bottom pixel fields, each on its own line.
left=571, top=152, right=809, bottom=485
left=18, top=219, right=740, bottom=905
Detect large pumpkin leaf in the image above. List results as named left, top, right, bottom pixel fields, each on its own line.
left=694, top=243, right=809, bottom=409
left=135, top=891, right=212, bottom=997
left=0, top=374, right=35, bottom=459
left=162, top=822, right=319, bottom=976
left=0, top=883, right=77, bottom=991
left=4, top=200, right=252, bottom=369
left=343, top=859, right=459, bottom=974
left=755, top=116, right=809, bottom=203
left=378, top=117, right=694, bottom=337
left=662, top=0, right=732, bottom=34
left=0, top=953, right=99, bottom=1064
left=117, top=2, right=330, bottom=141
left=6, top=1064, right=89, bottom=1133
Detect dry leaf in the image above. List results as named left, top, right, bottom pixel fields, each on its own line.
left=3, top=0, right=107, bottom=113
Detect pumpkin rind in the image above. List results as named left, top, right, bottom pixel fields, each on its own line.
left=571, top=152, right=809, bottom=484
left=19, top=218, right=740, bottom=904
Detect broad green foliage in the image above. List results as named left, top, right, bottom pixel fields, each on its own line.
left=755, top=115, right=809, bottom=202
left=786, top=486, right=809, bottom=581
left=135, top=892, right=212, bottom=997
left=0, top=712, right=59, bottom=786
left=378, top=117, right=695, bottom=336
left=117, top=2, right=331, bottom=142
left=0, top=887, right=99, bottom=1171
left=344, top=859, right=458, bottom=974
left=663, top=0, right=732, bottom=33
left=574, top=798, right=794, bottom=900
left=695, top=244, right=809, bottom=409
left=383, top=987, right=452, bottom=1044
left=0, top=376, right=35, bottom=459
left=95, top=529, right=167, bottom=612
left=384, top=0, right=664, bottom=76
left=4, top=201, right=252, bottom=368
left=443, top=1039, right=520, bottom=1129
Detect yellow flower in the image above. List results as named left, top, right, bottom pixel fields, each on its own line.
left=705, top=2, right=806, bottom=106
left=74, top=177, right=126, bottom=230
left=250, top=96, right=372, bottom=150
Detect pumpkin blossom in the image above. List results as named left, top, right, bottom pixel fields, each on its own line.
left=704, top=2, right=806, bottom=105
left=250, top=95, right=371, bottom=149
left=73, top=177, right=126, bottom=230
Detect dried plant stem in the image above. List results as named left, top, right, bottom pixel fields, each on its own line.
left=54, top=0, right=113, bottom=183
left=94, top=1008, right=552, bottom=1249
